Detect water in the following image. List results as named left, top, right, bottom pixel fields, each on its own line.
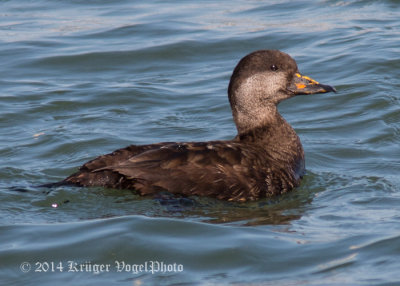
left=1, top=0, right=400, bottom=285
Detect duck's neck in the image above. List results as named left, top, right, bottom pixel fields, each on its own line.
left=233, top=105, right=305, bottom=178
left=233, top=104, right=278, bottom=135
left=234, top=105, right=302, bottom=154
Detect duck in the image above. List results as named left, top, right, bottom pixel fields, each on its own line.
left=57, top=50, right=335, bottom=202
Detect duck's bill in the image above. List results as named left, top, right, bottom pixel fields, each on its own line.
left=287, top=72, right=336, bottom=95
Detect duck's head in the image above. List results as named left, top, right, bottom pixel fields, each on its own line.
left=228, top=50, right=336, bottom=134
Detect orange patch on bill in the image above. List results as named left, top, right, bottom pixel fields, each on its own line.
left=296, top=83, right=307, bottom=89
left=295, top=73, right=320, bottom=84
left=302, top=75, right=319, bottom=84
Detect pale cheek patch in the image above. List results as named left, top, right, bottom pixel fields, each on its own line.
left=236, top=72, right=286, bottom=108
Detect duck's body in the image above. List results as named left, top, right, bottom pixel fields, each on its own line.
left=65, top=121, right=303, bottom=202
left=60, top=50, right=335, bottom=201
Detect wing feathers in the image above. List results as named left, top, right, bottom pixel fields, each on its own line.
left=65, top=141, right=301, bottom=201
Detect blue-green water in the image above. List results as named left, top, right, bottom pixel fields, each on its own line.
left=1, top=1, right=400, bottom=285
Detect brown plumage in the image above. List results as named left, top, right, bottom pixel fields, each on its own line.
left=58, top=50, right=335, bottom=201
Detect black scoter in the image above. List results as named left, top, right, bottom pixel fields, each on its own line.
left=58, top=50, right=336, bottom=201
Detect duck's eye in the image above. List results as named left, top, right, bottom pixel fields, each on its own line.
left=270, top=64, right=278, bottom=71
